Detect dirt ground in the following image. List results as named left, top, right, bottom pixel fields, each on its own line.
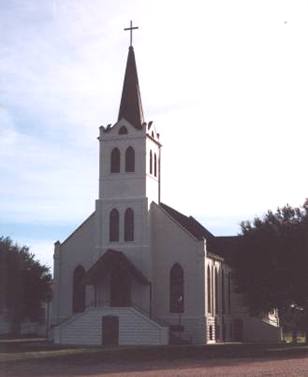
left=2, top=354, right=308, bottom=377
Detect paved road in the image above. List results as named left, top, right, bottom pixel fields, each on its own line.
left=2, top=355, right=308, bottom=377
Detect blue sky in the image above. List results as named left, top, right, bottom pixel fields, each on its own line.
left=1, top=0, right=308, bottom=269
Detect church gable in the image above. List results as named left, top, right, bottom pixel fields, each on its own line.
left=151, top=202, right=205, bottom=257
left=58, top=212, right=96, bottom=275
left=57, top=212, right=96, bottom=289
left=60, top=212, right=95, bottom=248
left=151, top=202, right=206, bottom=321
left=156, top=203, right=227, bottom=263
left=159, top=203, right=214, bottom=241
left=53, top=212, right=96, bottom=320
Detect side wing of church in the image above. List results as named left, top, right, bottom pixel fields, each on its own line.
left=51, top=41, right=281, bottom=346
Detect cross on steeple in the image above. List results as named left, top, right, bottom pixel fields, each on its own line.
left=124, top=20, right=139, bottom=47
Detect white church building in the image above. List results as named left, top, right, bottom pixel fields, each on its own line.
left=51, top=35, right=281, bottom=346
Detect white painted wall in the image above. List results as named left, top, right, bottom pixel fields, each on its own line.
left=151, top=202, right=207, bottom=343
left=0, top=317, right=10, bottom=335
left=99, top=119, right=160, bottom=204
left=52, top=213, right=96, bottom=324
left=94, top=119, right=161, bottom=310
left=52, top=112, right=282, bottom=345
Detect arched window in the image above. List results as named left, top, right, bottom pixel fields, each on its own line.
left=72, top=265, right=86, bottom=313
left=125, top=146, right=135, bottom=172
left=119, top=126, right=128, bottom=135
left=215, top=268, right=219, bottom=314
left=124, top=208, right=134, bottom=241
left=207, top=265, right=211, bottom=314
left=110, top=148, right=120, bottom=173
left=154, top=153, right=157, bottom=177
left=150, top=150, right=153, bottom=174
left=169, top=263, right=184, bottom=313
left=109, top=209, right=119, bottom=242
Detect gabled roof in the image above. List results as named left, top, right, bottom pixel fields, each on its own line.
left=207, top=235, right=241, bottom=262
left=60, top=212, right=95, bottom=246
left=84, top=249, right=149, bottom=285
left=160, top=203, right=214, bottom=241
left=118, top=46, right=144, bottom=129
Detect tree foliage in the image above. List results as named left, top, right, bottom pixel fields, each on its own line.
left=0, top=236, right=52, bottom=331
left=233, top=201, right=308, bottom=316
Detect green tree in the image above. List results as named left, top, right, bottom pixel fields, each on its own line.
left=0, top=236, right=52, bottom=334
left=233, top=201, right=308, bottom=318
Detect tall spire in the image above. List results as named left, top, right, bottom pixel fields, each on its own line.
left=118, top=25, right=144, bottom=129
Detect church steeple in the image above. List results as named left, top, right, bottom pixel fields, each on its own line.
left=118, top=45, right=144, bottom=129
left=98, top=22, right=160, bottom=207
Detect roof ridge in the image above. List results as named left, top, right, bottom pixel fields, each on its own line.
left=160, top=202, right=214, bottom=241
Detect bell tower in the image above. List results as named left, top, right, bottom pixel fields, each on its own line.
left=94, top=24, right=161, bottom=281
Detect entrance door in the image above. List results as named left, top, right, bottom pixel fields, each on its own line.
left=102, top=316, right=119, bottom=346
left=110, top=268, right=131, bottom=307
left=233, top=318, right=243, bottom=341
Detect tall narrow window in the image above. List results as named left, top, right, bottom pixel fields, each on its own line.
left=124, top=208, right=134, bottom=241
left=109, top=209, right=119, bottom=242
left=72, top=265, right=86, bottom=313
left=221, top=269, right=225, bottom=314
left=215, top=268, right=219, bottom=314
left=209, top=325, right=213, bottom=340
left=211, top=266, right=215, bottom=316
left=170, top=263, right=184, bottom=313
left=125, top=146, right=135, bottom=172
left=207, top=265, right=211, bottom=314
left=154, top=153, right=157, bottom=177
left=111, top=148, right=120, bottom=173
left=229, top=323, right=233, bottom=340
left=228, top=272, right=232, bottom=314
left=149, top=150, right=153, bottom=174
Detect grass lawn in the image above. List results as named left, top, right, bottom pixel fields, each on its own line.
left=2, top=338, right=308, bottom=364
left=0, top=338, right=99, bottom=363
left=3, top=339, right=308, bottom=377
